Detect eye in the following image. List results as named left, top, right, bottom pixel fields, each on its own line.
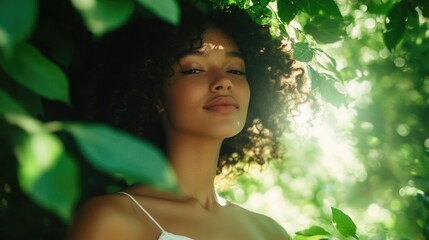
left=227, top=70, right=247, bottom=76
left=181, top=69, right=204, bottom=74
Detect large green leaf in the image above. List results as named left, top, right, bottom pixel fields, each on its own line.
left=296, top=0, right=343, bottom=20
left=293, top=42, right=313, bottom=62
left=304, top=16, right=345, bottom=43
left=66, top=123, right=177, bottom=191
left=0, top=43, right=69, bottom=104
left=277, top=0, right=300, bottom=23
left=71, top=0, right=134, bottom=36
left=293, top=0, right=345, bottom=43
left=17, top=132, right=79, bottom=222
left=0, top=0, right=37, bottom=57
left=0, top=89, right=27, bottom=115
left=383, top=1, right=407, bottom=51
left=331, top=207, right=358, bottom=238
left=136, top=0, right=180, bottom=25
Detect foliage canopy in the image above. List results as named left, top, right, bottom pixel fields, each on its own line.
left=0, top=0, right=428, bottom=239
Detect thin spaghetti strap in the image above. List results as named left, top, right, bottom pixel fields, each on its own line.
left=118, top=191, right=165, bottom=232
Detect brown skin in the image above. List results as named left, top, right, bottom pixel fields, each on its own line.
left=67, top=28, right=289, bottom=240
left=67, top=187, right=289, bottom=240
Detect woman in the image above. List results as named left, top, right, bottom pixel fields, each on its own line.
left=68, top=2, right=308, bottom=240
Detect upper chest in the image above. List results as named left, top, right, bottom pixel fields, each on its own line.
left=132, top=201, right=270, bottom=240
left=177, top=211, right=266, bottom=240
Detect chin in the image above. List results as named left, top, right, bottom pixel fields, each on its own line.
left=214, top=127, right=244, bottom=139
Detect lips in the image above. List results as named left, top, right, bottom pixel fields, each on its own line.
left=203, top=96, right=239, bottom=113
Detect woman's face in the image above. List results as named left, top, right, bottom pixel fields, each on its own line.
left=160, top=27, right=250, bottom=140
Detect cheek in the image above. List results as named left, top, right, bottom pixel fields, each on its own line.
left=162, top=85, right=201, bottom=122
left=163, top=91, right=187, bottom=117
left=241, top=82, right=251, bottom=111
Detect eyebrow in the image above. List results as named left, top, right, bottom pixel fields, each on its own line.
left=226, top=51, right=244, bottom=59
left=177, top=49, right=245, bottom=60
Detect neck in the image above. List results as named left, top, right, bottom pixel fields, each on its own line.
left=166, top=133, right=223, bottom=210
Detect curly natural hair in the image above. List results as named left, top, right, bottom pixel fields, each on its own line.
left=71, top=2, right=310, bottom=175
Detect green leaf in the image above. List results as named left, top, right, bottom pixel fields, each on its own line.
left=307, top=65, right=346, bottom=107
left=3, top=114, right=43, bottom=133
left=296, top=0, right=343, bottom=20
left=249, top=5, right=273, bottom=25
left=331, top=207, right=358, bottom=238
left=71, top=0, right=134, bottom=36
left=258, top=0, right=270, bottom=6
left=136, top=0, right=180, bottom=25
left=0, top=43, right=69, bottom=104
left=306, top=65, right=322, bottom=89
left=314, top=48, right=337, bottom=69
left=292, top=235, right=329, bottom=240
left=304, top=16, right=345, bottom=43
left=293, top=42, right=314, bottom=62
left=66, top=123, right=177, bottom=191
left=277, top=0, right=300, bottom=23
left=296, top=0, right=346, bottom=38
left=320, top=76, right=347, bottom=108
left=17, top=132, right=79, bottom=222
left=317, top=0, right=342, bottom=18
left=384, top=1, right=407, bottom=51
left=313, top=48, right=343, bottom=82
left=296, top=225, right=331, bottom=236
left=0, top=0, right=37, bottom=57
left=0, top=73, right=43, bottom=116
left=0, top=89, right=27, bottom=115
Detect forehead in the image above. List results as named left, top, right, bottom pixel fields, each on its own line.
left=199, top=27, right=239, bottom=52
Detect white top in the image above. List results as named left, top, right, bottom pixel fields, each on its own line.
left=119, top=192, right=194, bottom=240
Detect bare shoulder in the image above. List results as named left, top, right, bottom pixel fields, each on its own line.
left=250, top=211, right=290, bottom=240
left=66, top=193, right=145, bottom=240
left=228, top=202, right=290, bottom=240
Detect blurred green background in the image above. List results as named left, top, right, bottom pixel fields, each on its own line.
left=0, top=0, right=428, bottom=239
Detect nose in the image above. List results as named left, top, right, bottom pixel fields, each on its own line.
left=210, top=75, right=233, bottom=93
